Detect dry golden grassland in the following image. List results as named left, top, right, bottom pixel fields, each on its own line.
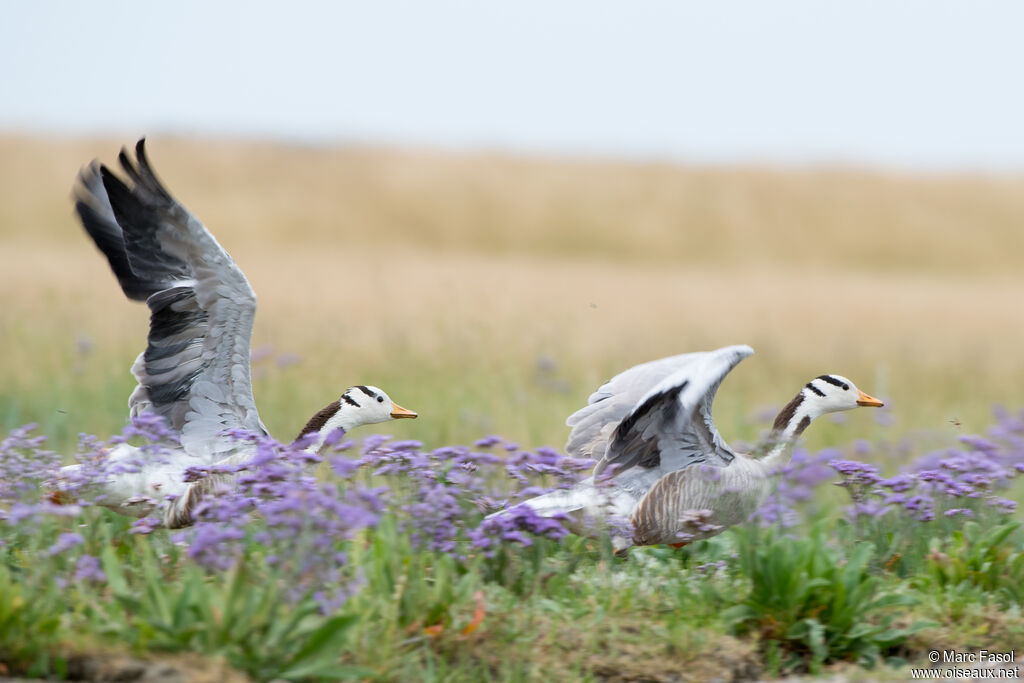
left=2, top=135, right=1023, bottom=456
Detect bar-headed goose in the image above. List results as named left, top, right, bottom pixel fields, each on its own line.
left=60, top=140, right=416, bottom=527
left=501, top=345, right=882, bottom=551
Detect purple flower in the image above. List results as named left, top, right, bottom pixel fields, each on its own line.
left=903, top=495, right=935, bottom=522
left=958, top=435, right=1000, bottom=455
left=323, top=428, right=347, bottom=447
left=829, top=459, right=883, bottom=506
left=185, top=524, right=246, bottom=570
left=182, top=466, right=211, bottom=483
left=329, top=454, right=360, bottom=478
left=848, top=499, right=891, bottom=520
left=752, top=496, right=798, bottom=528
left=829, top=459, right=881, bottom=482
left=988, top=498, right=1017, bottom=513
left=73, top=554, right=107, bottom=583
left=130, top=517, right=162, bottom=535
left=48, top=532, right=84, bottom=556
left=470, top=505, right=569, bottom=556
left=1, top=424, right=63, bottom=502
left=879, top=474, right=915, bottom=492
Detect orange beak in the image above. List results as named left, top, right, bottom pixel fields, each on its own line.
left=390, top=402, right=418, bottom=419
left=856, top=390, right=884, bottom=407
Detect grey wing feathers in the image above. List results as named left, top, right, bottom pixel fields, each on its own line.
left=565, top=351, right=723, bottom=459
left=74, top=139, right=265, bottom=461
left=590, top=345, right=754, bottom=477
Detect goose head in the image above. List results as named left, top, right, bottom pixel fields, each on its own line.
left=296, top=385, right=417, bottom=449
left=338, top=385, right=418, bottom=427
left=802, top=374, right=884, bottom=416
left=771, top=374, right=883, bottom=438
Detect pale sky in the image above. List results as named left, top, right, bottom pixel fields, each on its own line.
left=3, top=1, right=1022, bottom=171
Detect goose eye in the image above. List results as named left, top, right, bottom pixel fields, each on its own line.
left=377, top=396, right=384, bottom=403
left=842, top=383, right=850, bottom=391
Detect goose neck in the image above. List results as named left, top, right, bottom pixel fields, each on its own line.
left=295, top=400, right=353, bottom=454
left=759, top=391, right=822, bottom=469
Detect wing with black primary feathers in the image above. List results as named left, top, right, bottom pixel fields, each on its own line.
left=74, top=139, right=266, bottom=463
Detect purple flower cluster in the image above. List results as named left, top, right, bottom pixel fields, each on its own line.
left=352, top=435, right=591, bottom=555
left=2, top=415, right=600, bottom=610
left=748, top=407, right=1024, bottom=530
left=0, top=424, right=62, bottom=501
left=826, top=407, right=1024, bottom=524
left=4, top=404, right=1024, bottom=610
left=48, top=532, right=84, bottom=556
left=73, top=554, right=107, bottom=583
left=157, top=430, right=390, bottom=607
left=359, top=438, right=488, bottom=554
left=469, top=504, right=570, bottom=556
left=499, top=444, right=594, bottom=491
left=751, top=447, right=837, bottom=528
left=153, top=431, right=590, bottom=603
left=47, top=413, right=183, bottom=508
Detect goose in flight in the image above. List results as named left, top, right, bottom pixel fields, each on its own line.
left=59, top=140, right=417, bottom=527
left=498, top=345, right=883, bottom=550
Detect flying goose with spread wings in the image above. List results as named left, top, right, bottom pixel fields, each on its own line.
left=58, top=140, right=417, bottom=527
left=499, top=345, right=882, bottom=550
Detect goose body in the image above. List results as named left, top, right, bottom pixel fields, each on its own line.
left=504, top=345, right=882, bottom=550
left=60, top=140, right=416, bottom=527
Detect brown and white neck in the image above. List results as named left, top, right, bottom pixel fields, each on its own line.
left=294, top=400, right=358, bottom=454
left=759, top=389, right=824, bottom=469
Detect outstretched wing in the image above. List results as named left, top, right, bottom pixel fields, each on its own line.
left=565, top=353, right=706, bottom=459
left=565, top=349, right=730, bottom=458
left=74, top=139, right=265, bottom=461
left=591, top=345, right=753, bottom=477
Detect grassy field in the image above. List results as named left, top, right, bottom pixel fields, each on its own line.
left=2, top=135, right=1024, bottom=681
left=3, top=135, right=1024, bottom=449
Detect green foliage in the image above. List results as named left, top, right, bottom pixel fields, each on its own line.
left=915, top=521, right=1024, bottom=605
left=355, top=519, right=479, bottom=634
left=96, top=543, right=369, bottom=681
left=723, top=526, right=934, bottom=673
left=0, top=564, right=67, bottom=677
